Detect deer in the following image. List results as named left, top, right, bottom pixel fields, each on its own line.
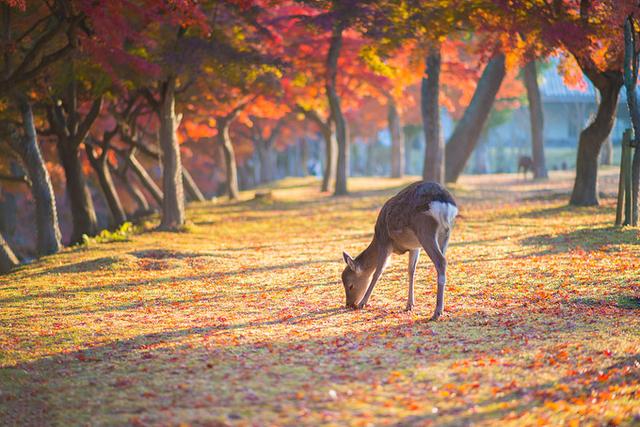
left=518, top=155, right=534, bottom=179
left=341, top=181, right=458, bottom=321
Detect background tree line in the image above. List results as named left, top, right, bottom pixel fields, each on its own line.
left=1, top=0, right=638, bottom=273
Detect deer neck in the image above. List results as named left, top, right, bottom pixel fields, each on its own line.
left=355, top=237, right=382, bottom=275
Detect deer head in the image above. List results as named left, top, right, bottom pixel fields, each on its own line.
left=341, top=251, right=371, bottom=308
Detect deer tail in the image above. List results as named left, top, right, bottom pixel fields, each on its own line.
left=428, top=201, right=458, bottom=231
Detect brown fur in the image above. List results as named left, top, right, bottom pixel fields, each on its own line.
left=342, top=181, right=457, bottom=320
left=518, top=155, right=534, bottom=179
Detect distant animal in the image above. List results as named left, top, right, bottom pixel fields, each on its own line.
left=341, top=181, right=458, bottom=321
left=518, top=155, right=534, bottom=179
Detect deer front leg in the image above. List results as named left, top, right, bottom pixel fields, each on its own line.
left=356, top=245, right=390, bottom=309
left=406, top=249, right=420, bottom=311
left=417, top=224, right=447, bottom=321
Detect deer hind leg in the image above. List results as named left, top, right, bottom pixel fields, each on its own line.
left=438, top=228, right=451, bottom=256
left=356, top=244, right=391, bottom=309
left=406, top=249, right=420, bottom=311
left=416, top=222, right=447, bottom=321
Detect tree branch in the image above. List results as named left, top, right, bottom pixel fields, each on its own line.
left=73, top=96, right=103, bottom=146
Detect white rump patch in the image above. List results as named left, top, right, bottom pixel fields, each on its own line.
left=426, top=201, right=458, bottom=230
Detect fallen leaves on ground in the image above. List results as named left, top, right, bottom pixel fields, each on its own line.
left=1, top=171, right=639, bottom=426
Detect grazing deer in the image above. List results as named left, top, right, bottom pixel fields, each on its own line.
left=341, top=181, right=458, bottom=321
left=518, top=155, right=534, bottom=179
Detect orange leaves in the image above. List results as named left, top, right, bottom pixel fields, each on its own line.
left=2, top=175, right=640, bottom=425
left=182, top=120, right=217, bottom=141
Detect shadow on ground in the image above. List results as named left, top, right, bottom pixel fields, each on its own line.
left=521, top=226, right=639, bottom=255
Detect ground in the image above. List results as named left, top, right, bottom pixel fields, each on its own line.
left=1, top=170, right=639, bottom=426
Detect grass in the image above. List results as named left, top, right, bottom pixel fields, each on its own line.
left=1, top=170, right=639, bottom=426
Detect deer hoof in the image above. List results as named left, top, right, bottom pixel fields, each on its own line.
left=405, top=304, right=414, bottom=312
left=356, top=302, right=366, bottom=310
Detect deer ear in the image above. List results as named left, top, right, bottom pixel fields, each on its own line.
left=343, top=251, right=358, bottom=272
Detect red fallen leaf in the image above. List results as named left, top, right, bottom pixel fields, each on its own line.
left=406, top=402, right=420, bottom=410
left=113, top=378, right=134, bottom=388
left=130, top=416, right=146, bottom=426
left=142, top=391, right=156, bottom=398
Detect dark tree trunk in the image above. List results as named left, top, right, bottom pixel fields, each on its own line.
left=570, top=78, right=621, bottom=206
left=47, top=77, right=102, bottom=244
left=11, top=95, right=61, bottom=254
left=524, top=61, right=548, bottom=179
left=256, top=142, right=274, bottom=184
left=388, top=97, right=404, bottom=178
left=56, top=139, right=98, bottom=243
left=126, top=151, right=163, bottom=205
left=326, top=23, right=348, bottom=196
left=182, top=166, right=205, bottom=202
left=158, top=75, right=185, bottom=229
left=0, top=232, right=18, bottom=274
left=86, top=144, right=127, bottom=227
left=624, top=17, right=640, bottom=224
left=445, top=53, right=506, bottom=183
left=422, top=45, right=443, bottom=183
left=321, top=126, right=336, bottom=192
left=218, top=119, right=239, bottom=200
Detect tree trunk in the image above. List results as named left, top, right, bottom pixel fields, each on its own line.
left=256, top=142, right=274, bottom=184
left=126, top=151, right=163, bottom=205
left=11, top=95, right=61, bottom=254
left=0, top=232, right=18, bottom=274
left=326, top=24, right=348, bottom=196
left=182, top=166, right=205, bottom=202
left=110, top=164, right=153, bottom=216
left=524, top=61, right=548, bottom=179
left=320, top=126, right=337, bottom=192
left=632, top=147, right=640, bottom=225
left=624, top=17, right=640, bottom=224
left=388, top=97, right=404, bottom=178
left=422, top=44, right=444, bottom=183
left=599, top=136, right=613, bottom=165
left=570, top=79, right=621, bottom=206
left=47, top=78, right=102, bottom=244
left=125, top=138, right=204, bottom=203
left=158, top=75, right=185, bottom=230
left=300, top=138, right=308, bottom=177
left=86, top=145, right=127, bottom=227
left=56, top=138, right=98, bottom=243
left=218, top=119, right=239, bottom=200
left=445, top=53, right=506, bottom=183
